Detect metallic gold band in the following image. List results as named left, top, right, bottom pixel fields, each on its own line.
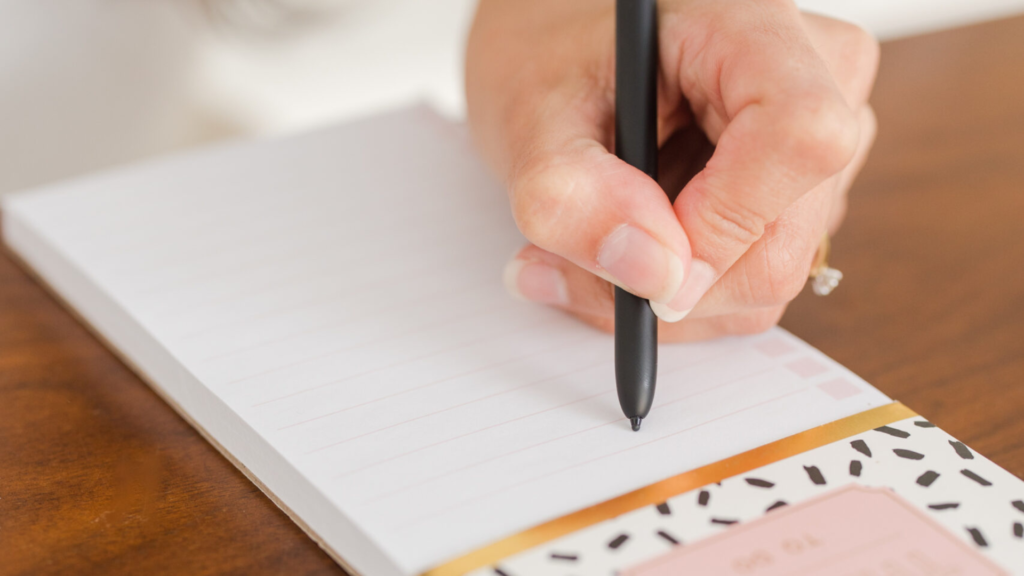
left=810, top=233, right=832, bottom=278
left=422, top=402, right=915, bottom=576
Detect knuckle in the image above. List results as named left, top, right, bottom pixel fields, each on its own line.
left=510, top=160, right=579, bottom=249
left=743, top=223, right=817, bottom=307
left=782, top=93, right=859, bottom=176
left=766, top=237, right=814, bottom=304
left=835, top=22, right=881, bottom=83
left=697, top=192, right=767, bottom=250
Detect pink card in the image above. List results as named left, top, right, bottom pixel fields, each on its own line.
left=624, top=485, right=1007, bottom=576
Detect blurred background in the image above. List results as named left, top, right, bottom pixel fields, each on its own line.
left=3, top=0, right=1024, bottom=197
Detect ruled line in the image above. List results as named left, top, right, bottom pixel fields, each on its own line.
left=219, top=298, right=521, bottom=388
left=398, top=384, right=807, bottom=528
left=117, top=200, right=458, bottom=295
left=175, top=243, right=496, bottom=342
left=298, top=335, right=594, bottom=452
left=332, top=349, right=739, bottom=482
left=195, top=274, right=496, bottom=365
left=358, top=355, right=765, bottom=506
left=331, top=388, right=614, bottom=482
left=262, top=316, right=567, bottom=412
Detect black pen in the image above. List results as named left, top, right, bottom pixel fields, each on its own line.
left=614, top=0, right=659, bottom=432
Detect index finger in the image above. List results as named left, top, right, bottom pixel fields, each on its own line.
left=650, top=0, right=860, bottom=321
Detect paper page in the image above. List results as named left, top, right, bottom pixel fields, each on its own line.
left=3, top=106, right=890, bottom=574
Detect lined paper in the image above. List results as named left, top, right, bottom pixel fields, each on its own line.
left=3, top=106, right=890, bottom=575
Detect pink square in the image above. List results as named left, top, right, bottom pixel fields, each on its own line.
left=754, top=338, right=796, bottom=357
left=817, top=378, right=863, bottom=400
left=785, top=357, right=828, bottom=378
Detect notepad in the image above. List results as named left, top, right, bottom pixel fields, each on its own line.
left=2, top=106, right=892, bottom=576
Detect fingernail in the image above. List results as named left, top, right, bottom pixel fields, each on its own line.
left=596, top=225, right=685, bottom=303
left=650, top=259, right=716, bottom=322
left=503, top=259, right=569, bottom=306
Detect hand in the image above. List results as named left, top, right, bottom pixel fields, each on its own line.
left=466, top=0, right=878, bottom=341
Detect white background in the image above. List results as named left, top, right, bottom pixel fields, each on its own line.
left=3, top=0, right=1024, bottom=197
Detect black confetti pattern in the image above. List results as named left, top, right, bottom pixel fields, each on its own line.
left=967, top=527, right=988, bottom=547
left=697, top=490, right=710, bottom=506
left=656, top=530, right=680, bottom=545
left=850, top=439, right=872, bottom=457
left=504, top=418, right=1024, bottom=576
left=874, top=425, right=910, bottom=438
left=607, top=534, right=629, bottom=550
left=949, top=440, right=974, bottom=460
left=849, top=460, right=862, bottom=477
left=962, top=469, right=992, bottom=487
left=804, top=465, right=826, bottom=485
left=893, top=448, right=924, bottom=460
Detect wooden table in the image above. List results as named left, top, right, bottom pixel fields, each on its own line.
left=2, top=15, right=1023, bottom=576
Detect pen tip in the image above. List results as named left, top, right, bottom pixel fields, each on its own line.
left=630, top=417, right=642, bottom=432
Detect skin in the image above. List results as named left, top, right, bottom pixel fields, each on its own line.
left=467, top=0, right=879, bottom=342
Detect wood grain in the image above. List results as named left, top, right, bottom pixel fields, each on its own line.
left=2, top=15, right=1023, bottom=576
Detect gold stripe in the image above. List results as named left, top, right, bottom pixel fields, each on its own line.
left=422, top=402, right=915, bottom=576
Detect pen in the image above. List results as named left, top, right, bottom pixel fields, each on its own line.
left=614, top=0, right=659, bottom=432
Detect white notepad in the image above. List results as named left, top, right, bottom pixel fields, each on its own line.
left=2, top=106, right=891, bottom=576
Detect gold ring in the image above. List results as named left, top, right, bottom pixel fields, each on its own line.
left=809, top=234, right=842, bottom=296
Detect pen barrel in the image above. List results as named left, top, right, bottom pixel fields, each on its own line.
left=615, top=0, right=658, bottom=178
left=614, top=0, right=659, bottom=420
left=615, top=286, right=658, bottom=418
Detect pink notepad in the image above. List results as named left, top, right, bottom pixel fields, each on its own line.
left=625, top=484, right=1007, bottom=576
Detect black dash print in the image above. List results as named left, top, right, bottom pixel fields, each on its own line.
left=874, top=425, right=910, bottom=439
left=697, top=490, right=710, bottom=506
left=766, top=500, right=788, bottom=512
left=656, top=530, right=680, bottom=545
left=893, top=449, right=925, bottom=460
left=917, top=471, right=940, bottom=487
left=656, top=502, right=671, bottom=516
left=711, top=518, right=738, bottom=526
left=745, top=477, right=775, bottom=488
left=928, top=502, right=960, bottom=510
left=966, top=527, right=988, bottom=547
left=494, top=568, right=511, bottom=576
left=914, top=420, right=936, bottom=428
left=850, top=460, right=862, bottom=477
left=948, top=440, right=974, bottom=460
left=608, top=534, right=629, bottom=550
left=1013, top=500, right=1024, bottom=513
left=961, top=469, right=992, bottom=487
left=804, top=465, right=826, bottom=485
left=550, top=553, right=578, bottom=561
left=850, top=439, right=872, bottom=457
left=1014, top=522, right=1023, bottom=538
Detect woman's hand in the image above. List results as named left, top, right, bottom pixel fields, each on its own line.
left=466, top=0, right=878, bottom=341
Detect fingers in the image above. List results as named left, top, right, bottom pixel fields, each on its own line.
left=507, top=89, right=694, bottom=306
left=506, top=103, right=877, bottom=326
left=505, top=243, right=789, bottom=342
left=828, top=105, right=877, bottom=234
left=691, top=103, right=878, bottom=317
left=649, top=0, right=862, bottom=321
left=799, top=13, right=880, bottom=108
